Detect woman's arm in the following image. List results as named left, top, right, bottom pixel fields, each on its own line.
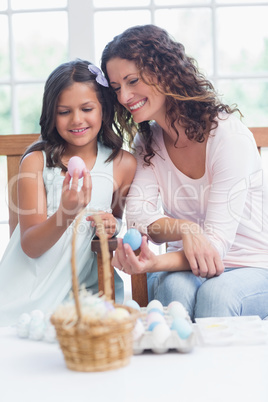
left=113, top=230, right=223, bottom=278
left=126, top=146, right=166, bottom=234
left=112, top=149, right=137, bottom=219
left=126, top=123, right=259, bottom=277
left=200, top=126, right=260, bottom=259
left=87, top=149, right=137, bottom=238
left=112, top=236, right=190, bottom=274
left=147, top=218, right=224, bottom=277
left=18, top=151, right=91, bottom=258
left=124, top=134, right=223, bottom=277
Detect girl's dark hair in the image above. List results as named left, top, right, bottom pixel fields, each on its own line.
left=23, top=59, right=123, bottom=170
left=101, top=24, right=241, bottom=165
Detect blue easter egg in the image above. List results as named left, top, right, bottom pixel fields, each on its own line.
left=171, top=317, right=193, bottom=339
left=123, top=228, right=142, bottom=251
left=148, top=321, right=161, bottom=331
left=125, top=299, right=141, bottom=311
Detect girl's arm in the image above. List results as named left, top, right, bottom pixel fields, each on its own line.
left=18, top=151, right=91, bottom=258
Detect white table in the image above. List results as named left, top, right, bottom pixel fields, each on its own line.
left=1, top=324, right=268, bottom=402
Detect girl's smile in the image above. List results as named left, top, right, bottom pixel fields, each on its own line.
left=69, top=127, right=90, bottom=135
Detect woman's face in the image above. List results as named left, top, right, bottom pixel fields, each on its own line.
left=106, top=58, right=166, bottom=124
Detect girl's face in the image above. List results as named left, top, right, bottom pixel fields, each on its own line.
left=106, top=58, right=166, bottom=124
left=56, top=82, right=103, bottom=149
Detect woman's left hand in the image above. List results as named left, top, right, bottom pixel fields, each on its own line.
left=86, top=212, right=118, bottom=239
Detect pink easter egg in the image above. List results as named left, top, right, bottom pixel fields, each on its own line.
left=68, top=156, right=86, bottom=178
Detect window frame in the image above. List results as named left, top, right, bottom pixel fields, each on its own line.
left=1, top=0, right=268, bottom=133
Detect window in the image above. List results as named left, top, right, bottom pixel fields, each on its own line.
left=0, top=0, right=68, bottom=134
left=1, top=0, right=268, bottom=134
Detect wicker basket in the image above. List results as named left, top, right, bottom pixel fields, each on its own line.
left=51, top=211, right=139, bottom=372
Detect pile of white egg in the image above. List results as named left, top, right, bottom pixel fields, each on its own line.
left=16, top=310, right=56, bottom=342
left=16, top=294, right=133, bottom=343
left=125, top=299, right=194, bottom=353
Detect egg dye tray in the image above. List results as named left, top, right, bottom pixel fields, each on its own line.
left=195, top=316, right=268, bottom=347
left=133, top=307, right=196, bottom=355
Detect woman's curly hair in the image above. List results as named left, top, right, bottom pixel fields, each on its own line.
left=101, top=24, right=241, bottom=165
left=22, top=59, right=123, bottom=170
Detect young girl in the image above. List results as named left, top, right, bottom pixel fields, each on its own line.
left=0, top=59, right=136, bottom=326
left=101, top=25, right=268, bottom=320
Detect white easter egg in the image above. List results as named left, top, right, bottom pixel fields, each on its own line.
left=17, top=327, right=29, bottom=338
left=108, top=307, right=130, bottom=320
left=132, top=319, right=145, bottom=341
left=152, top=322, right=171, bottom=345
left=168, top=301, right=188, bottom=319
left=29, top=311, right=45, bottom=340
left=29, top=321, right=45, bottom=341
left=147, top=300, right=164, bottom=313
left=42, top=313, right=57, bottom=343
left=30, top=309, right=44, bottom=322
left=43, top=324, right=57, bottom=343
left=18, top=312, right=31, bottom=325
left=68, top=156, right=86, bottom=178
left=17, top=313, right=31, bottom=338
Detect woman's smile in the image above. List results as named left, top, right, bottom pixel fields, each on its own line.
left=106, top=58, right=166, bottom=124
left=129, top=98, right=147, bottom=112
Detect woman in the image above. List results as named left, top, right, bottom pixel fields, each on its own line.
left=101, top=25, right=268, bottom=320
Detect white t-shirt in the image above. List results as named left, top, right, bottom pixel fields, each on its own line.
left=126, top=114, right=268, bottom=268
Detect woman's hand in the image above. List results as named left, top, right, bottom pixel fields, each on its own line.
left=58, top=168, right=92, bottom=223
left=180, top=221, right=224, bottom=278
left=112, top=236, right=158, bottom=274
left=87, top=211, right=119, bottom=239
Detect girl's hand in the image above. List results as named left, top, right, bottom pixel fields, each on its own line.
left=87, top=212, right=119, bottom=239
left=181, top=221, right=224, bottom=278
left=58, top=168, right=92, bottom=222
left=112, top=236, right=158, bottom=275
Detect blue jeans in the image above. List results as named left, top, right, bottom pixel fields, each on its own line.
left=147, top=267, right=268, bottom=321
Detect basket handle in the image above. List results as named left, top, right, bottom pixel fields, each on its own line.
left=71, top=209, right=112, bottom=323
